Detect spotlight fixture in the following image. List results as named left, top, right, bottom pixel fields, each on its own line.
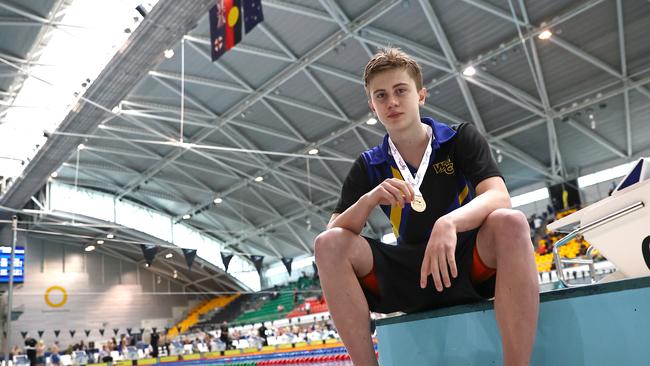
left=135, top=4, right=149, bottom=18
left=254, top=176, right=264, bottom=182
left=97, top=240, right=104, bottom=245
left=165, top=253, right=173, bottom=259
left=182, top=214, right=191, bottom=220
left=462, top=66, right=477, bottom=76
left=308, top=148, right=319, bottom=155
left=213, top=197, right=223, bottom=204
left=366, top=117, right=378, bottom=125
left=538, top=30, right=552, bottom=40
left=50, top=172, right=58, bottom=178
left=77, top=144, right=86, bottom=150
left=106, top=233, right=114, bottom=239
left=85, top=245, right=96, bottom=252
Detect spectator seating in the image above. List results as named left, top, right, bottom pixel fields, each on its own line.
left=167, top=294, right=240, bottom=337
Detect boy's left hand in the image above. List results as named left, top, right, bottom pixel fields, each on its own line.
left=420, top=217, right=458, bottom=291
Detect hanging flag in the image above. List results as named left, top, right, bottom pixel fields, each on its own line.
left=37, top=330, right=44, bottom=338
left=99, top=329, right=105, bottom=336
left=312, top=261, right=319, bottom=279
left=221, top=252, right=234, bottom=272
left=209, top=0, right=264, bottom=62
left=141, top=244, right=159, bottom=266
left=243, top=0, right=263, bottom=34
left=250, top=255, right=264, bottom=275
left=182, top=249, right=197, bottom=270
left=69, top=330, right=76, bottom=338
left=281, top=257, right=293, bottom=276
left=84, top=330, right=91, bottom=337
left=54, top=330, right=60, bottom=338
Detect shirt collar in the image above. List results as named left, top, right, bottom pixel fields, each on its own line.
left=366, top=117, right=457, bottom=165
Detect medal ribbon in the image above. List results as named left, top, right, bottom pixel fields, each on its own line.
left=387, top=125, right=433, bottom=198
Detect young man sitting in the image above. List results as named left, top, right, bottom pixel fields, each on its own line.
left=314, top=48, right=539, bottom=366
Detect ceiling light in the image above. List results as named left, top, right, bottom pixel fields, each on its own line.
left=50, top=171, right=58, bottom=178
left=308, top=148, right=319, bottom=155
left=106, top=233, right=114, bottom=239
left=111, top=105, right=121, bottom=114
left=213, top=197, right=223, bottom=204
left=165, top=253, right=173, bottom=259
left=173, top=270, right=178, bottom=279
left=85, top=245, right=95, bottom=252
left=462, top=66, right=476, bottom=76
left=182, top=214, right=191, bottom=220
left=254, top=176, right=264, bottom=182
left=164, top=49, right=174, bottom=59
left=538, top=30, right=552, bottom=40
left=77, top=144, right=86, bottom=150
left=366, top=117, right=377, bottom=125
left=97, top=240, right=104, bottom=245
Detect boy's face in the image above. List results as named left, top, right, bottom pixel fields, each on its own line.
left=367, top=68, right=427, bottom=131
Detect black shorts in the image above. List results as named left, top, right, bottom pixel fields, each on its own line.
left=359, top=229, right=496, bottom=314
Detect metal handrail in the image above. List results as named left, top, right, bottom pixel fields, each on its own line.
left=552, top=201, right=645, bottom=288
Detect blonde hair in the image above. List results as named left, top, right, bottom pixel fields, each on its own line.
left=363, top=47, right=423, bottom=94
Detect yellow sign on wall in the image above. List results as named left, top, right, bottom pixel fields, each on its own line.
left=44, top=286, right=67, bottom=308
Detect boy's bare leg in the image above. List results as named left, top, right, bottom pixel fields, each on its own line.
left=315, top=228, right=377, bottom=366
left=476, top=209, right=540, bottom=366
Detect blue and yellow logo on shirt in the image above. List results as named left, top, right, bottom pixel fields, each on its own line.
left=432, top=158, right=454, bottom=175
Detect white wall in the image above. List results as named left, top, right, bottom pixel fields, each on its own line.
left=0, top=231, right=198, bottom=349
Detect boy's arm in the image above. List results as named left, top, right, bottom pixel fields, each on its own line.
left=420, top=177, right=510, bottom=291
left=328, top=178, right=414, bottom=234
left=326, top=195, right=376, bottom=234
left=436, top=176, right=511, bottom=232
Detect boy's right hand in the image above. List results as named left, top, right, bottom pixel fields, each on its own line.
left=366, top=178, right=415, bottom=208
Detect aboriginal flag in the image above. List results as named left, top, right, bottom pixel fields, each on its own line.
left=209, top=0, right=264, bottom=62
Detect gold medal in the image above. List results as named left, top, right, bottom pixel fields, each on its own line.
left=412, top=195, right=426, bottom=212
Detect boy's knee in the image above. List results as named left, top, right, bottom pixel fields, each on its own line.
left=314, top=228, right=353, bottom=264
left=489, top=209, right=529, bottom=236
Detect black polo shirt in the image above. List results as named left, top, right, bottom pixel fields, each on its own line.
left=334, top=117, right=502, bottom=246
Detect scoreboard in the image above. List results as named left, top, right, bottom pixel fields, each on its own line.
left=0, top=246, right=24, bottom=283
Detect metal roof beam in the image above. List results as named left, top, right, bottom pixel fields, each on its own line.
left=249, top=188, right=311, bottom=253
left=417, top=0, right=489, bottom=139
left=474, top=71, right=545, bottom=110
left=0, top=2, right=50, bottom=24
left=512, top=0, right=564, bottom=178
left=617, top=0, right=632, bottom=157
left=221, top=197, right=339, bottom=247
left=262, top=0, right=333, bottom=22
left=550, top=37, right=650, bottom=100
left=566, top=119, right=627, bottom=159
left=464, top=77, right=546, bottom=117
left=319, top=0, right=374, bottom=57
left=117, top=0, right=400, bottom=215
left=148, top=70, right=249, bottom=93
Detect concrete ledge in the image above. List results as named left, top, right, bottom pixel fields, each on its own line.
left=376, top=276, right=650, bottom=365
